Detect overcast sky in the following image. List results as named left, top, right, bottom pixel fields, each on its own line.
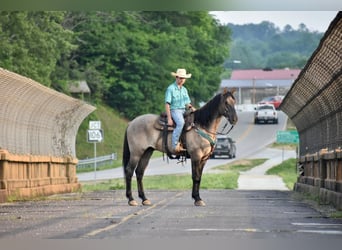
left=210, top=11, right=338, bottom=32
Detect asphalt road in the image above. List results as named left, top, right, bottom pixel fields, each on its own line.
left=0, top=190, right=341, bottom=239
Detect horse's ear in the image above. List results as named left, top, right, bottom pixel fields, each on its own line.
left=222, top=87, right=236, bottom=95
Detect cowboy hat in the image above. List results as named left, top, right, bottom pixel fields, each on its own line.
left=171, top=68, right=192, bottom=78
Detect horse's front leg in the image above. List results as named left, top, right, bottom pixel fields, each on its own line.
left=191, top=159, right=207, bottom=206
left=136, top=174, right=151, bottom=206
left=135, top=148, right=154, bottom=206
left=124, top=163, right=139, bottom=206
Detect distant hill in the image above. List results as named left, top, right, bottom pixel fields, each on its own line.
left=225, top=21, right=324, bottom=70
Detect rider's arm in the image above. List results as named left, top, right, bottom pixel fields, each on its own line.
left=165, top=102, right=173, bottom=125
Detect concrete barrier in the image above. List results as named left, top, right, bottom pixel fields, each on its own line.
left=0, top=149, right=80, bottom=202
left=295, top=149, right=342, bottom=209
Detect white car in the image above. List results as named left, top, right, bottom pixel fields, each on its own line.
left=254, top=104, right=278, bottom=124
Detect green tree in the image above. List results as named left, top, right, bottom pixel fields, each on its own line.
left=65, top=11, right=231, bottom=119
left=1, top=11, right=231, bottom=120
left=226, top=21, right=323, bottom=71
left=0, top=11, right=75, bottom=87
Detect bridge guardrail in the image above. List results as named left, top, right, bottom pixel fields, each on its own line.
left=77, top=153, right=117, bottom=169
left=280, top=12, right=342, bottom=210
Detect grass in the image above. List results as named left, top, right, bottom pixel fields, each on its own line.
left=266, top=158, right=298, bottom=190
left=81, top=158, right=268, bottom=192
left=269, top=142, right=298, bottom=151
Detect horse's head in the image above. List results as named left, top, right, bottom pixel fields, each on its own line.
left=221, top=88, right=238, bottom=125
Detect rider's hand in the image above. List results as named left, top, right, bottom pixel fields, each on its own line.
left=167, top=118, right=173, bottom=126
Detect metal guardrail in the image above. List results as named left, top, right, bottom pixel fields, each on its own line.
left=77, top=153, right=117, bottom=169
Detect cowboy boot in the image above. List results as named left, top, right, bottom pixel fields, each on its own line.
left=173, top=142, right=186, bottom=154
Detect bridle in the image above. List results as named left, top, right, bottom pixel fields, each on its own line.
left=190, top=92, right=237, bottom=159
left=194, top=96, right=236, bottom=136
left=216, top=102, right=235, bottom=135
left=217, top=94, right=236, bottom=135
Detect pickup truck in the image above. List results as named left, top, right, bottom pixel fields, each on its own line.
left=254, top=104, right=278, bottom=124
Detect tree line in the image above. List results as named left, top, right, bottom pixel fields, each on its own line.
left=225, top=21, right=324, bottom=70
left=0, top=11, right=231, bottom=120
left=0, top=12, right=324, bottom=120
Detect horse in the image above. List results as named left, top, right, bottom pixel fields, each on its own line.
left=122, top=88, right=238, bottom=206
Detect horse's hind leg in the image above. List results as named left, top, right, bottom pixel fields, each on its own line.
left=124, top=158, right=139, bottom=206
left=135, top=148, right=154, bottom=206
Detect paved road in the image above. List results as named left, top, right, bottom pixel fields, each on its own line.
left=0, top=190, right=341, bottom=239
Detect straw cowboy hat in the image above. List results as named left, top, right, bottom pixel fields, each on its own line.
left=171, top=68, right=192, bottom=78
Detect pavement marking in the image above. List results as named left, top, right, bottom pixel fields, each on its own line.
left=292, top=222, right=342, bottom=235
left=185, top=228, right=261, bottom=232
left=235, top=123, right=254, bottom=143
left=297, top=230, right=342, bottom=235
left=291, top=222, right=342, bottom=227
left=185, top=228, right=342, bottom=235
left=83, top=192, right=184, bottom=238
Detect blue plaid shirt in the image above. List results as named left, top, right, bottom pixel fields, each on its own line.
left=165, top=81, right=191, bottom=110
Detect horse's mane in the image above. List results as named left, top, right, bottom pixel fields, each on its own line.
left=193, top=93, right=223, bottom=128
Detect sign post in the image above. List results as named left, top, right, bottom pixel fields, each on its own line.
left=87, top=121, right=104, bottom=182
left=276, top=130, right=299, bottom=161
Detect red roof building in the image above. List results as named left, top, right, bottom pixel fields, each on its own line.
left=231, top=69, right=300, bottom=80
left=221, top=68, right=301, bottom=105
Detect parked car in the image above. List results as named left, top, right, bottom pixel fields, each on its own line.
left=211, top=135, right=236, bottom=159
left=257, top=96, right=283, bottom=109
left=254, top=104, right=278, bottom=124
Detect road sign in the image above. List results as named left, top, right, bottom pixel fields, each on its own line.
left=87, top=129, right=104, bottom=143
left=276, top=130, right=299, bottom=144
left=89, top=121, right=101, bottom=130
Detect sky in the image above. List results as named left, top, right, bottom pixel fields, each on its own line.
left=210, top=11, right=338, bottom=32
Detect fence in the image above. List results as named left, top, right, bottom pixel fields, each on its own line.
left=77, top=153, right=117, bottom=169
left=280, top=12, right=342, bottom=209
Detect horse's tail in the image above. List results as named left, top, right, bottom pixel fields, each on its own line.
left=122, top=128, right=130, bottom=174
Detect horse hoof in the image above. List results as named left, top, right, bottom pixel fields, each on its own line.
left=142, top=199, right=152, bottom=206
left=194, top=200, right=206, bottom=206
left=128, top=200, right=139, bottom=206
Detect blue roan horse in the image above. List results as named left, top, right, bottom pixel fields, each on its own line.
left=122, top=88, right=238, bottom=206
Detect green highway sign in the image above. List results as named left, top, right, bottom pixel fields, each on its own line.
left=276, top=130, right=299, bottom=144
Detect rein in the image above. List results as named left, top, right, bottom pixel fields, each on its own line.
left=192, top=117, right=235, bottom=149
left=193, top=116, right=235, bottom=138
left=194, top=127, right=216, bottom=147
left=216, top=118, right=234, bottom=135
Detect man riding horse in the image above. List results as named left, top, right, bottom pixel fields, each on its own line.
left=165, top=68, right=195, bottom=154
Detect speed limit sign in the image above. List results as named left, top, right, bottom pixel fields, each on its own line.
left=87, top=129, right=104, bottom=143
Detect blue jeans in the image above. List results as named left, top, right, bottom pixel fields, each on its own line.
left=171, top=109, right=185, bottom=149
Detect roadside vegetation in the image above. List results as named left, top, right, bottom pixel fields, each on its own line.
left=80, top=157, right=299, bottom=193
left=81, top=158, right=267, bottom=192
left=266, top=158, right=297, bottom=190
